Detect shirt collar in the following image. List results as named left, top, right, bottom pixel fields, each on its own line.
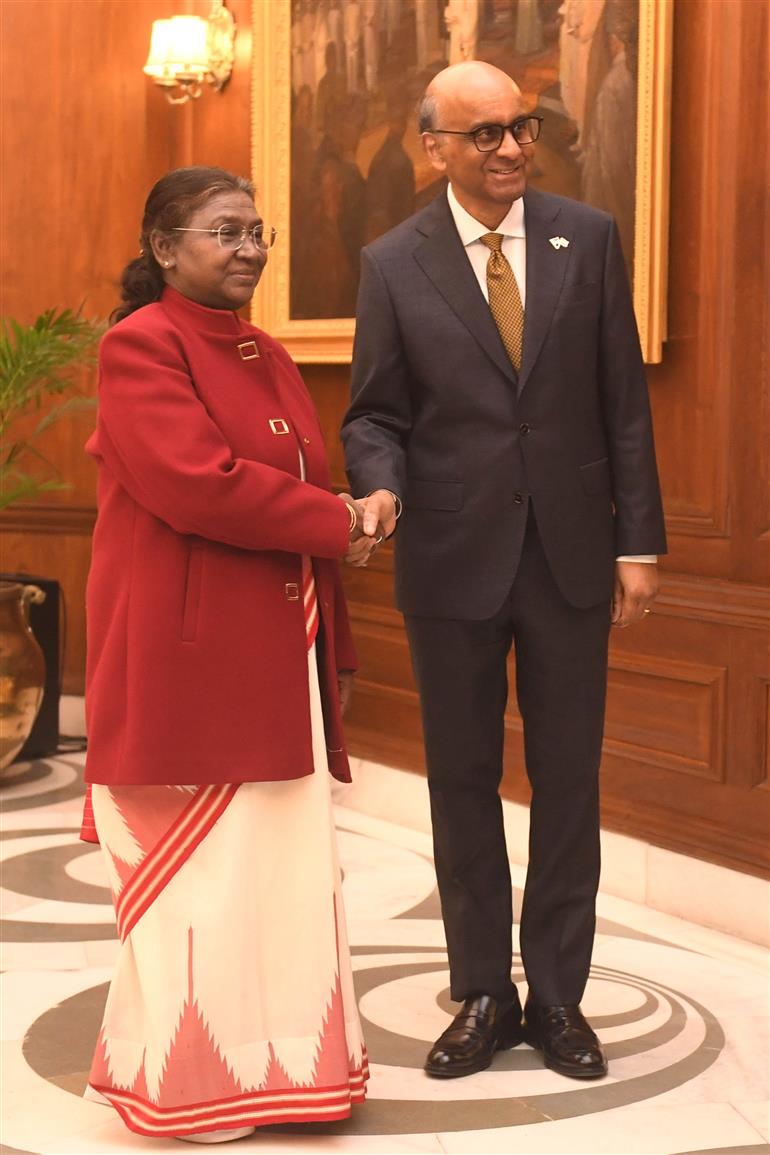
left=447, top=183, right=526, bottom=247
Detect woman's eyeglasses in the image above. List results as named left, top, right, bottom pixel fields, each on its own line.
left=171, top=224, right=277, bottom=251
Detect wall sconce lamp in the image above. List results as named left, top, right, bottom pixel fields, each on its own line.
left=144, top=0, right=236, bottom=105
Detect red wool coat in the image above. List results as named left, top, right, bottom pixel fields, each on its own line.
left=84, top=287, right=356, bottom=786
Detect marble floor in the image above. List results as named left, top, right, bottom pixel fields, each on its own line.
left=1, top=737, right=768, bottom=1155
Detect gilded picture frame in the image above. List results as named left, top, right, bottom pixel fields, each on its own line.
left=251, top=0, right=672, bottom=363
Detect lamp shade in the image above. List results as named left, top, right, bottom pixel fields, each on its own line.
left=144, top=15, right=209, bottom=82
left=143, top=19, right=174, bottom=78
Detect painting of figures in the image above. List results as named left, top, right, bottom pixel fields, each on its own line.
left=252, top=0, right=670, bottom=360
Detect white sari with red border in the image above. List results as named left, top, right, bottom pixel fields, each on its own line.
left=86, top=558, right=368, bottom=1138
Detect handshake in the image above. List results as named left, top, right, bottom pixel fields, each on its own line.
left=337, top=489, right=397, bottom=567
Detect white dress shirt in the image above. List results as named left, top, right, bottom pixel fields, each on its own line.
left=447, top=183, right=527, bottom=305
left=445, top=184, right=655, bottom=565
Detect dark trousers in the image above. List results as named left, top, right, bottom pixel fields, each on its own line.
left=405, top=521, right=611, bottom=1008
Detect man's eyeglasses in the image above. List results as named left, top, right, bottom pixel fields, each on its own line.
left=427, top=116, right=543, bottom=152
left=171, top=224, right=278, bottom=251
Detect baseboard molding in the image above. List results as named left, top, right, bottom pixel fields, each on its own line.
left=61, top=695, right=769, bottom=949
left=336, top=757, right=770, bottom=949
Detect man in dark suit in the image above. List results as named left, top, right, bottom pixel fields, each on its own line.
left=341, top=61, right=666, bottom=1081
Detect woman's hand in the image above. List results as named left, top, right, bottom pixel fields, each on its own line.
left=338, top=491, right=387, bottom=566
left=338, top=492, right=367, bottom=542
left=344, top=521, right=386, bottom=566
left=338, top=670, right=354, bottom=715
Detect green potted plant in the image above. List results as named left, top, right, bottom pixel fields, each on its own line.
left=0, top=306, right=103, bottom=769
left=0, top=306, right=103, bottom=508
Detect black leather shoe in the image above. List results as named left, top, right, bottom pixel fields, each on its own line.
left=425, top=994, right=523, bottom=1078
left=524, top=999, right=608, bottom=1078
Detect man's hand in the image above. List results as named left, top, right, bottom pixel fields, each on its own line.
left=340, top=489, right=396, bottom=567
left=360, top=490, right=398, bottom=539
left=611, top=561, right=659, bottom=628
left=338, top=491, right=383, bottom=566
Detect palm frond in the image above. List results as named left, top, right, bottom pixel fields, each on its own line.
left=0, top=307, right=103, bottom=420
left=31, top=395, right=96, bottom=437
left=0, top=306, right=103, bottom=509
left=0, top=472, right=67, bottom=507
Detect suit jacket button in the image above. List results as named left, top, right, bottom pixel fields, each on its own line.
left=513, top=492, right=524, bottom=504
left=519, top=422, right=531, bottom=435
left=303, top=436, right=311, bottom=445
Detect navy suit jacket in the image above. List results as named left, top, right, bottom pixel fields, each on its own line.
left=342, top=188, right=666, bottom=617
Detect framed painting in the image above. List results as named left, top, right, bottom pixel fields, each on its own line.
left=251, top=0, right=672, bottom=363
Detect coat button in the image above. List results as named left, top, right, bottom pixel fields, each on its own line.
left=285, top=583, right=300, bottom=601
left=519, top=422, right=530, bottom=435
left=513, top=492, right=524, bottom=504
left=303, top=436, right=311, bottom=445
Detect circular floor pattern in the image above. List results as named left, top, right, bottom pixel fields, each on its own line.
left=2, top=755, right=748, bottom=1153
left=19, top=952, right=724, bottom=1139
left=0, top=756, right=86, bottom=812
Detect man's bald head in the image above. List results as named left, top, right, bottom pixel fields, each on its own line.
left=418, top=62, right=522, bottom=133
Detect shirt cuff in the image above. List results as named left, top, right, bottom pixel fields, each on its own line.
left=616, top=555, right=658, bottom=563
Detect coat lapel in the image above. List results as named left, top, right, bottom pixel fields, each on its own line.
left=413, top=195, right=518, bottom=386
left=519, top=190, right=573, bottom=394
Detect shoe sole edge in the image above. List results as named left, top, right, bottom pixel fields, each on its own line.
left=424, top=1027, right=524, bottom=1078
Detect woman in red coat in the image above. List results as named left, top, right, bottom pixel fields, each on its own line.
left=82, top=167, right=373, bottom=1142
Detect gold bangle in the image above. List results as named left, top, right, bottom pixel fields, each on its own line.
left=345, top=502, right=357, bottom=533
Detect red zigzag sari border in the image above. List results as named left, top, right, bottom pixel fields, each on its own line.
left=115, top=784, right=240, bottom=941
left=92, top=1062, right=370, bottom=1136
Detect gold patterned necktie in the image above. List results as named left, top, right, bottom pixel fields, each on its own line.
left=480, top=232, right=524, bottom=371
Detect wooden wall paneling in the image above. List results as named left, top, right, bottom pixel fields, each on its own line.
left=297, top=0, right=770, bottom=873
left=0, top=0, right=178, bottom=324
left=598, top=759, right=769, bottom=878
left=761, top=679, right=770, bottom=790
left=0, top=0, right=255, bottom=693
left=301, top=363, right=353, bottom=490
left=648, top=0, right=731, bottom=560
left=336, top=528, right=425, bottom=770
left=343, top=610, right=425, bottom=771
left=652, top=575, right=769, bottom=801
left=736, top=613, right=768, bottom=804
left=344, top=680, right=426, bottom=772
left=0, top=0, right=182, bottom=690
left=652, top=0, right=769, bottom=582
left=343, top=561, right=401, bottom=614
left=303, top=0, right=770, bottom=879
left=299, top=0, right=770, bottom=879
left=496, top=632, right=769, bottom=877
left=603, top=652, right=727, bottom=783
left=1, top=0, right=767, bottom=877
left=189, top=0, right=253, bottom=178
left=729, top=0, right=770, bottom=583
left=722, top=619, right=769, bottom=794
